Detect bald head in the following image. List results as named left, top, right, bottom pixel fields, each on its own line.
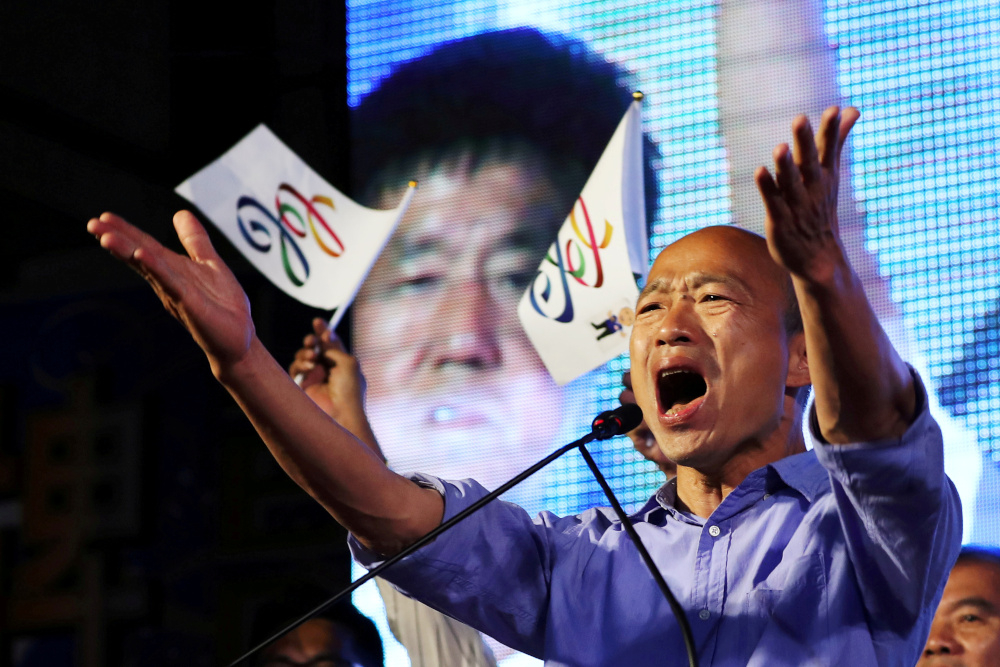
left=656, top=226, right=801, bottom=335
left=628, top=224, right=812, bottom=472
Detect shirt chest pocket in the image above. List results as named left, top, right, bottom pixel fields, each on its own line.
left=741, top=552, right=830, bottom=660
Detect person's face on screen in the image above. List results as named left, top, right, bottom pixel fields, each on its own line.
left=919, top=558, right=1000, bottom=667
left=629, top=226, right=807, bottom=472
left=352, top=152, right=566, bottom=488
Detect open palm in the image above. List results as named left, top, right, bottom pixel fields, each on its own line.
left=755, top=106, right=860, bottom=284
left=87, top=210, right=255, bottom=375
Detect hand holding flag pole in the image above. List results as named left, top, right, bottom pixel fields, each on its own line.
left=288, top=180, right=416, bottom=386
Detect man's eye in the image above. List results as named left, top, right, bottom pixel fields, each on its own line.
left=701, top=294, right=728, bottom=302
left=960, top=613, right=983, bottom=623
left=495, top=270, right=538, bottom=293
left=638, top=303, right=661, bottom=314
left=399, top=275, right=440, bottom=290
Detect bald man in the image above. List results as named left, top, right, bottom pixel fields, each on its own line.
left=88, top=107, right=960, bottom=665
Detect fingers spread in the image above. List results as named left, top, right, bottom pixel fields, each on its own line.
left=815, top=106, right=855, bottom=171
left=173, top=211, right=218, bottom=263
left=792, top=115, right=820, bottom=185
left=840, top=107, right=861, bottom=139
left=772, top=144, right=809, bottom=207
left=829, top=106, right=859, bottom=171
left=754, top=166, right=785, bottom=217
left=89, top=213, right=184, bottom=302
left=90, top=212, right=158, bottom=265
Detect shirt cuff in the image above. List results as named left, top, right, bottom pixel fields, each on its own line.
left=810, top=367, right=941, bottom=494
left=347, top=472, right=486, bottom=569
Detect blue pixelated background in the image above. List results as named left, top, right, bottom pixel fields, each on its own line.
left=345, top=2, right=1000, bottom=664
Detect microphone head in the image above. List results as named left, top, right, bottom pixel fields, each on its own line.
left=614, top=403, right=644, bottom=432
left=591, top=403, right=644, bottom=440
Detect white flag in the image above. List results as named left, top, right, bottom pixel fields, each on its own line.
left=175, top=124, right=414, bottom=326
left=518, top=97, right=647, bottom=386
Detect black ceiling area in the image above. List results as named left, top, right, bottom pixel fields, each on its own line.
left=0, top=3, right=354, bottom=665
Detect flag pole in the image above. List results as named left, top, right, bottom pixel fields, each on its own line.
left=294, top=181, right=417, bottom=386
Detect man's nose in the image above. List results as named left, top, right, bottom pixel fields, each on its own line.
left=922, top=622, right=961, bottom=657
left=656, top=297, right=700, bottom=347
left=429, top=276, right=502, bottom=370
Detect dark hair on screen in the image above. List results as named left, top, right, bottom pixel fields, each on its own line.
left=351, top=26, right=661, bottom=235
left=957, top=544, right=1000, bottom=569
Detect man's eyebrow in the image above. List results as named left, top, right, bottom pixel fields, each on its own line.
left=637, top=277, right=670, bottom=304
left=397, top=231, right=445, bottom=258
left=950, top=596, right=1000, bottom=614
left=636, top=272, right=750, bottom=304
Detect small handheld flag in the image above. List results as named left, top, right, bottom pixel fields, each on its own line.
left=175, top=124, right=415, bottom=327
left=518, top=96, right=647, bottom=385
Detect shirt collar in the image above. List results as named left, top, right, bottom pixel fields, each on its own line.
left=767, top=449, right=827, bottom=503
left=654, top=477, right=677, bottom=509
left=649, top=478, right=702, bottom=525
left=647, top=449, right=827, bottom=520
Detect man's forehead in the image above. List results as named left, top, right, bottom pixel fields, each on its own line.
left=953, top=558, right=1000, bottom=588
left=938, top=559, right=1000, bottom=612
left=652, top=225, right=784, bottom=279
left=385, top=159, right=556, bottom=254
left=665, top=225, right=768, bottom=256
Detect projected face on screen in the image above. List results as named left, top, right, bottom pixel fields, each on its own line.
left=352, top=152, right=567, bottom=489
left=346, top=28, right=642, bottom=495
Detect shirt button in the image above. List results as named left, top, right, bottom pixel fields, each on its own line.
left=708, top=525, right=721, bottom=537
left=698, top=609, right=711, bottom=620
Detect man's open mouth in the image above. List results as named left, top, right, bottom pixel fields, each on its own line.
left=657, top=369, right=707, bottom=417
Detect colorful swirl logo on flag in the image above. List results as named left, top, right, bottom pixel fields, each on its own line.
left=236, top=183, right=346, bottom=287
left=528, top=196, right=613, bottom=323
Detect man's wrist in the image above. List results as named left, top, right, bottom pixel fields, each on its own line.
left=211, top=335, right=270, bottom=387
left=790, top=250, right=856, bottom=302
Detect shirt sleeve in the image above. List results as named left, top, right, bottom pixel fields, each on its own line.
left=809, top=368, right=963, bottom=632
left=349, top=473, right=565, bottom=657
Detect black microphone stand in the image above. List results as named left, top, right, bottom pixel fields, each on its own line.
left=576, top=442, right=697, bottom=667
left=230, top=408, right=697, bottom=667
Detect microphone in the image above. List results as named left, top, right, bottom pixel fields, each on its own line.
left=591, top=403, right=643, bottom=440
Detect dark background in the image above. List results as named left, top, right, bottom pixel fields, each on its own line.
left=0, top=2, right=356, bottom=664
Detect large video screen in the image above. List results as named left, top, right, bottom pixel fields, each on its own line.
left=345, top=1, right=1000, bottom=664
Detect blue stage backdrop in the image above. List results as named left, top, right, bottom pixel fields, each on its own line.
left=345, top=2, right=1000, bottom=664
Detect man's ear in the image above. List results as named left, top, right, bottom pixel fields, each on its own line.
left=786, top=331, right=810, bottom=388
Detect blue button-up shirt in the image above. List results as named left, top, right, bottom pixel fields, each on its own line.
left=352, top=378, right=962, bottom=666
